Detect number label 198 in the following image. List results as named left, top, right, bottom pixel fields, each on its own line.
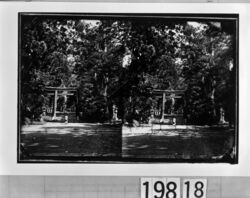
left=141, top=178, right=207, bottom=198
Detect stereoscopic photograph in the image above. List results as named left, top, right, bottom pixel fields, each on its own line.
left=18, top=13, right=238, bottom=163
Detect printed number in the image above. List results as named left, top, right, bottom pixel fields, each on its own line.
left=154, top=181, right=165, bottom=198
left=143, top=181, right=149, bottom=198
left=184, top=181, right=190, bottom=198
left=141, top=178, right=183, bottom=198
left=184, top=180, right=206, bottom=198
left=194, top=182, right=204, bottom=198
left=166, top=182, right=177, bottom=198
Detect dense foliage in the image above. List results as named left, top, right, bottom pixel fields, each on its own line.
left=20, top=16, right=237, bottom=125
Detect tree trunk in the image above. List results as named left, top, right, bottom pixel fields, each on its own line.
left=103, top=76, right=109, bottom=118
left=210, top=79, right=216, bottom=117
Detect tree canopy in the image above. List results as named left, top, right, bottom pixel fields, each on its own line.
left=20, top=16, right=237, bottom=125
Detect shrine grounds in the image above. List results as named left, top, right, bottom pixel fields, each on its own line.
left=20, top=123, right=122, bottom=161
left=19, top=122, right=235, bottom=162
left=122, top=125, right=235, bottom=162
left=18, top=14, right=238, bottom=163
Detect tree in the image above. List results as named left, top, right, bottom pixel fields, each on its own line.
left=180, top=22, right=235, bottom=124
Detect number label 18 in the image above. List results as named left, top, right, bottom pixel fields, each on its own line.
left=141, top=178, right=207, bottom=198
left=183, top=179, right=207, bottom=198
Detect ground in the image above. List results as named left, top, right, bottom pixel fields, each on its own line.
left=20, top=122, right=122, bottom=161
left=122, top=125, right=235, bottom=162
left=20, top=122, right=236, bottom=163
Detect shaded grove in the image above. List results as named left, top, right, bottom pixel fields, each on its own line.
left=20, top=15, right=237, bottom=126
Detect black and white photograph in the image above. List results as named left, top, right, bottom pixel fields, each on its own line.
left=18, top=13, right=238, bottom=163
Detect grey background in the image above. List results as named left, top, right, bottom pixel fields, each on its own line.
left=0, top=176, right=250, bottom=198
left=1, top=0, right=250, bottom=3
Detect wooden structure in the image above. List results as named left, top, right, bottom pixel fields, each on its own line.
left=152, top=89, right=185, bottom=125
left=44, top=86, right=78, bottom=122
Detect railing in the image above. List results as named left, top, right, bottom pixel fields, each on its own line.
left=45, top=106, right=76, bottom=114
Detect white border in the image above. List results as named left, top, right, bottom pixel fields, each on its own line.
left=0, top=2, right=250, bottom=176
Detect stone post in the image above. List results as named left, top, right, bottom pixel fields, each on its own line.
left=52, top=90, right=58, bottom=120
left=76, top=91, right=79, bottom=121
left=161, top=92, right=166, bottom=122
left=219, top=107, right=226, bottom=124
left=112, top=104, right=118, bottom=121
